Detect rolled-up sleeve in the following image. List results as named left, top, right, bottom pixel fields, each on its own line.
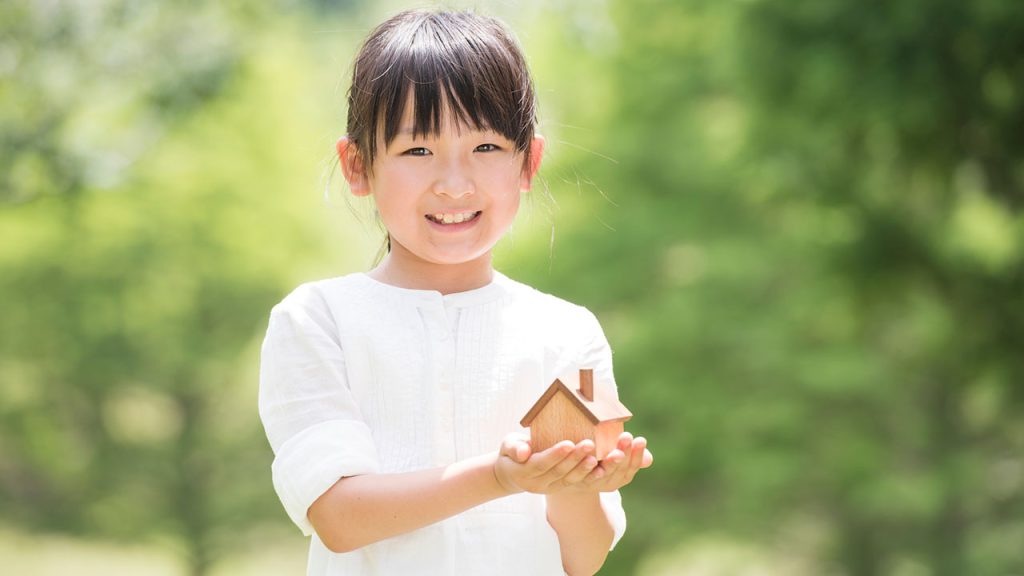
left=577, top=308, right=629, bottom=549
left=259, top=288, right=380, bottom=536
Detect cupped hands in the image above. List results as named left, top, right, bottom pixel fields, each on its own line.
left=493, top=432, right=653, bottom=495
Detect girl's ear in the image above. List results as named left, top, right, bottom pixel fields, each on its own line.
left=520, top=135, right=546, bottom=192
left=337, top=136, right=371, bottom=196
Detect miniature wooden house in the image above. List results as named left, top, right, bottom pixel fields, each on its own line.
left=520, top=368, right=632, bottom=460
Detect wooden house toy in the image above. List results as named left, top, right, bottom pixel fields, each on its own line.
left=520, top=368, right=632, bottom=460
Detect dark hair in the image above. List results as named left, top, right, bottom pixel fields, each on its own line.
left=346, top=10, right=537, bottom=172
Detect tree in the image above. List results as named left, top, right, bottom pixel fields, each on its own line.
left=0, top=2, right=358, bottom=574
left=732, top=1, right=1024, bottom=573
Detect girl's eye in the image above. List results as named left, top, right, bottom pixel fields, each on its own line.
left=403, top=147, right=430, bottom=156
left=475, top=143, right=501, bottom=153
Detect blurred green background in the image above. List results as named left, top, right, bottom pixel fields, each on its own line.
left=2, top=0, right=1022, bottom=574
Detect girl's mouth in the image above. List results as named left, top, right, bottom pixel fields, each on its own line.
left=425, top=211, right=482, bottom=225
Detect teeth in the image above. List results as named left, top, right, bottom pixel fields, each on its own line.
left=430, top=211, right=477, bottom=224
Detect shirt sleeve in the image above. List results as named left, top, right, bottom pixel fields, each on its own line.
left=600, top=491, right=628, bottom=550
left=259, top=287, right=380, bottom=536
left=577, top=308, right=628, bottom=549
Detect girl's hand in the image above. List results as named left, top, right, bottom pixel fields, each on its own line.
left=494, top=433, right=600, bottom=495
left=576, top=432, right=653, bottom=493
left=493, top=432, right=653, bottom=495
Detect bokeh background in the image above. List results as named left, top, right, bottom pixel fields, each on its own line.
left=2, top=0, right=1023, bottom=574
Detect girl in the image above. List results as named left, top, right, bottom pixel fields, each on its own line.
left=259, top=9, right=653, bottom=576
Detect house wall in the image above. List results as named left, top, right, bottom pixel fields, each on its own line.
left=595, top=421, right=625, bottom=460
left=530, top=391, right=595, bottom=453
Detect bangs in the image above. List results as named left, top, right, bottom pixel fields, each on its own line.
left=382, top=57, right=505, bottom=145
left=347, top=10, right=536, bottom=169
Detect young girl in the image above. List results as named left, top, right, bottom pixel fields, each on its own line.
left=259, top=9, right=653, bottom=575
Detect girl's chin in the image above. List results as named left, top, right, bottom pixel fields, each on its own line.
left=422, top=250, right=494, bottom=267
left=389, top=243, right=493, bottom=267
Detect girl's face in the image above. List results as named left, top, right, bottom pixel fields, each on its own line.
left=340, top=107, right=543, bottom=278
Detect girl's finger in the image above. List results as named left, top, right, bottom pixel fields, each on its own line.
left=528, top=441, right=576, bottom=476
left=542, top=442, right=591, bottom=480
left=582, top=463, right=606, bottom=485
left=499, top=436, right=531, bottom=463
left=562, top=454, right=599, bottom=485
left=603, top=445, right=638, bottom=487
left=599, top=449, right=626, bottom=474
left=627, top=437, right=647, bottom=470
left=641, top=448, right=654, bottom=468
left=601, top=438, right=647, bottom=489
left=583, top=451, right=620, bottom=489
left=616, top=432, right=634, bottom=453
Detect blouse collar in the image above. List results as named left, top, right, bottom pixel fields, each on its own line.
left=356, top=270, right=511, bottom=308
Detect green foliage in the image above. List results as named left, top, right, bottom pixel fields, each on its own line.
left=0, top=4, right=362, bottom=574
left=0, top=1, right=245, bottom=205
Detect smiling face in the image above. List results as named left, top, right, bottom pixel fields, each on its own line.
left=372, top=110, right=536, bottom=267
left=337, top=105, right=544, bottom=290
left=339, top=10, right=542, bottom=291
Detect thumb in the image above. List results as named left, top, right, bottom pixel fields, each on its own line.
left=500, top=434, right=532, bottom=463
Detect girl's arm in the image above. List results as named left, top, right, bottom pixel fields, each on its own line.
left=546, top=492, right=615, bottom=575
left=308, top=452, right=503, bottom=553
left=546, top=433, right=652, bottom=576
left=308, top=439, right=594, bottom=553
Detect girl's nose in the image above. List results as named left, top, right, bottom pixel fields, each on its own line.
left=432, top=163, right=475, bottom=198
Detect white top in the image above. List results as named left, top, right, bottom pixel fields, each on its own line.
left=259, top=271, right=627, bottom=576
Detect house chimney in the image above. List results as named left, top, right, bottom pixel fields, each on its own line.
left=579, top=368, right=594, bottom=401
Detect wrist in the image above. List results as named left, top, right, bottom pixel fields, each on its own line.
left=491, top=453, right=523, bottom=496
left=546, top=490, right=600, bottom=509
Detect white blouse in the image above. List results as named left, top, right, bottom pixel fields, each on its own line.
left=259, top=271, right=627, bottom=575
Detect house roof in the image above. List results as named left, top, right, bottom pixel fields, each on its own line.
left=520, top=374, right=632, bottom=427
